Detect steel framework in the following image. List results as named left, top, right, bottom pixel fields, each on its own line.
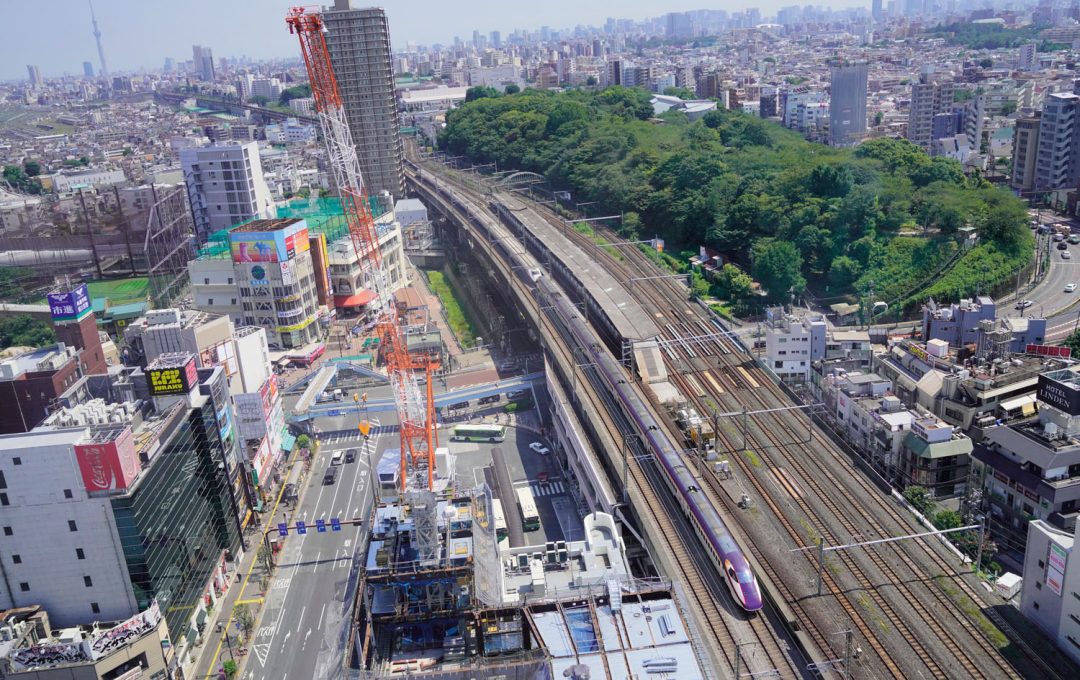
left=288, top=7, right=437, bottom=490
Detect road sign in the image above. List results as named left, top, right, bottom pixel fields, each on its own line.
left=358, top=420, right=372, bottom=436
left=330, top=517, right=341, bottom=531
left=277, top=523, right=288, bottom=537
left=296, top=520, right=307, bottom=535
left=316, top=519, right=326, bottom=533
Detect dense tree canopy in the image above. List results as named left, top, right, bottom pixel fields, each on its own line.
left=440, top=88, right=1031, bottom=307
left=0, top=315, right=55, bottom=348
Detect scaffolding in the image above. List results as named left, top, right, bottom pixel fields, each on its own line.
left=144, top=184, right=195, bottom=309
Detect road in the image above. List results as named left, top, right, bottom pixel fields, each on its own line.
left=241, top=422, right=385, bottom=680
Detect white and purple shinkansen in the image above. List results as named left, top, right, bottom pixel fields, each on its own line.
left=520, top=263, right=763, bottom=610
left=421, top=172, right=763, bottom=611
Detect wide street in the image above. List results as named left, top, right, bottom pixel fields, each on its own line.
left=239, top=421, right=385, bottom=680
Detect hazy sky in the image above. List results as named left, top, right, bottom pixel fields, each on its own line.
left=2, top=0, right=868, bottom=82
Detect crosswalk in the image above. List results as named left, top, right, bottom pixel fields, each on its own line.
left=531, top=480, right=565, bottom=497
left=319, top=418, right=383, bottom=445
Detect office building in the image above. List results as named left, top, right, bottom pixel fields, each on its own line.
left=179, top=141, right=274, bottom=240
left=1012, top=112, right=1042, bottom=192
left=908, top=69, right=956, bottom=153
left=323, top=1, right=406, bottom=199
left=189, top=217, right=325, bottom=349
left=82, top=61, right=94, bottom=79
left=191, top=45, right=214, bottom=81
left=0, top=357, right=241, bottom=676
left=665, top=12, right=694, bottom=40
left=872, top=0, right=884, bottom=21
left=1020, top=520, right=1080, bottom=665
left=327, top=210, right=405, bottom=316
left=764, top=311, right=827, bottom=384
left=828, top=59, right=868, bottom=147
left=25, top=65, right=42, bottom=89
left=250, top=77, right=283, bottom=101
left=1035, top=90, right=1080, bottom=191
left=1019, top=41, right=1039, bottom=72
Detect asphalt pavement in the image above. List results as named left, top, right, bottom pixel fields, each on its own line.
left=240, top=429, right=383, bottom=680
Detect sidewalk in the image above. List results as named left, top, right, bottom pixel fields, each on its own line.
left=191, top=455, right=305, bottom=679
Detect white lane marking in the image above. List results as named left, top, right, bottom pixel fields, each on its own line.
left=296, top=606, right=306, bottom=632
left=317, top=602, right=326, bottom=629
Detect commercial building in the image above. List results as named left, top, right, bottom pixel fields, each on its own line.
left=327, top=210, right=405, bottom=317
left=26, top=65, right=42, bottom=89
left=922, top=297, right=1045, bottom=352
left=82, top=61, right=94, bottom=79
left=764, top=311, right=826, bottom=384
left=0, top=355, right=241, bottom=677
left=972, top=368, right=1080, bottom=567
left=189, top=217, right=326, bottom=349
left=0, top=603, right=173, bottom=679
left=48, top=169, right=125, bottom=194
left=1020, top=520, right=1080, bottom=665
left=191, top=45, right=214, bottom=81
left=179, top=141, right=274, bottom=240
left=907, top=69, right=956, bottom=153
left=828, top=59, right=868, bottom=147
left=323, top=1, right=406, bottom=199
left=1035, top=89, right=1080, bottom=192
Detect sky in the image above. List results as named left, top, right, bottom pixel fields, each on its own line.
left=1, top=0, right=868, bottom=82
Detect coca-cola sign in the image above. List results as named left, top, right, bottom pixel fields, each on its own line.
left=75, top=426, right=141, bottom=493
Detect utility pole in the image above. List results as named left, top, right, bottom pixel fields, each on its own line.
left=843, top=629, right=854, bottom=679
left=817, top=536, right=826, bottom=595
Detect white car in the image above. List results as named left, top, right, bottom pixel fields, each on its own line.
left=1067, top=283, right=1077, bottom=293
left=1064, top=251, right=1073, bottom=260
left=1015, top=299, right=1034, bottom=310
left=529, top=442, right=550, bottom=456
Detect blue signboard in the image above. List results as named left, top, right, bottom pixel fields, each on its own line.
left=316, top=519, right=326, bottom=533
left=277, top=522, right=288, bottom=537
left=330, top=518, right=341, bottom=532
left=47, top=284, right=91, bottom=323
left=296, top=520, right=307, bottom=535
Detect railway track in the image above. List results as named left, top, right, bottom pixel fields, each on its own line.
left=404, top=160, right=802, bottom=678
left=432, top=162, right=1048, bottom=679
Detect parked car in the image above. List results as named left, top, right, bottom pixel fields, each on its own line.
left=529, top=441, right=550, bottom=456
left=1015, top=300, right=1034, bottom=310
left=1066, top=283, right=1077, bottom=293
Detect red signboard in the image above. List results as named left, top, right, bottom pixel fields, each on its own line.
left=74, top=426, right=141, bottom=492
left=1027, top=344, right=1072, bottom=358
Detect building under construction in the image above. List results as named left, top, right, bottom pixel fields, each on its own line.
left=348, top=479, right=706, bottom=679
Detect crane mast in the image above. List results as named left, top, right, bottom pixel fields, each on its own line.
left=287, top=7, right=437, bottom=491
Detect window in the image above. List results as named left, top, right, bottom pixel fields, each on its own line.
left=68, top=520, right=78, bottom=532
left=76, top=548, right=85, bottom=560
left=228, top=278, right=233, bottom=285
left=208, top=299, right=214, bottom=305
left=1034, top=601, right=1040, bottom=610
left=204, top=278, right=210, bottom=285
left=1039, top=560, right=1045, bottom=569
left=1037, top=581, right=1042, bottom=589
left=19, top=582, right=28, bottom=592
left=64, top=489, right=72, bottom=499
left=91, top=602, right=100, bottom=614
left=0, top=470, right=5, bottom=488
left=12, top=457, right=20, bottom=465
left=3, top=526, right=11, bottom=536
left=12, top=554, right=20, bottom=564
left=84, top=575, right=93, bottom=587
left=0, top=494, right=7, bottom=506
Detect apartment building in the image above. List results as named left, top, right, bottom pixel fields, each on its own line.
left=828, top=59, right=868, bottom=147
left=907, top=69, right=955, bottom=152
left=764, top=312, right=826, bottom=384
left=179, top=141, right=274, bottom=240
left=1012, top=112, right=1043, bottom=192
left=1020, top=520, right=1080, bottom=665
left=1035, top=90, right=1080, bottom=192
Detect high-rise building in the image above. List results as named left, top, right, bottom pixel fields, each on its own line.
left=1035, top=91, right=1080, bottom=191
left=490, top=30, right=501, bottom=49
left=1011, top=112, right=1042, bottom=192
left=828, top=59, right=868, bottom=147
left=26, top=64, right=43, bottom=88
left=907, top=69, right=956, bottom=152
left=1018, top=41, right=1039, bottom=72
left=666, top=12, right=694, bottom=40
left=872, top=0, right=884, bottom=21
left=323, top=1, right=406, bottom=199
left=89, top=0, right=107, bottom=77
left=0, top=356, right=242, bottom=647
left=192, top=45, right=215, bottom=81
left=82, top=61, right=94, bottom=78
left=179, top=141, right=274, bottom=240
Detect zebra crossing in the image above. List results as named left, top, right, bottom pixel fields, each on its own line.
left=318, top=418, right=383, bottom=445
left=531, top=480, right=565, bottom=497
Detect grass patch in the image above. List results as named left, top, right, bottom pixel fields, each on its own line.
left=423, top=269, right=478, bottom=348
left=933, top=576, right=1009, bottom=647
left=742, top=449, right=762, bottom=467
left=797, top=517, right=819, bottom=544
left=572, top=222, right=625, bottom=262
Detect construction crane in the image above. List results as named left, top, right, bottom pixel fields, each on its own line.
left=287, top=7, right=437, bottom=491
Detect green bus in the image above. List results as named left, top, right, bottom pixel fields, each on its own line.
left=450, top=424, right=506, bottom=442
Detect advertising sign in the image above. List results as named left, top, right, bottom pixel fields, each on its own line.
left=249, top=264, right=269, bottom=287
left=146, top=356, right=198, bottom=396
left=279, top=258, right=295, bottom=285
left=230, top=230, right=285, bottom=263
left=909, top=344, right=930, bottom=364
left=47, top=284, right=91, bottom=323
left=1047, top=542, right=1068, bottom=596
left=284, top=226, right=310, bottom=258
left=1027, top=344, right=1072, bottom=358
left=75, top=426, right=141, bottom=492
left=1037, top=373, right=1080, bottom=415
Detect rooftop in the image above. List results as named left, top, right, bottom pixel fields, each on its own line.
left=230, top=217, right=301, bottom=233
left=0, top=343, right=77, bottom=381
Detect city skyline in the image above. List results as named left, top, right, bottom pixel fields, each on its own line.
left=0, top=0, right=870, bottom=82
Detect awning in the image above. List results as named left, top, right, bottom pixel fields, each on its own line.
left=186, top=626, right=198, bottom=644
left=281, top=433, right=297, bottom=453
left=196, top=608, right=207, bottom=625
left=999, top=394, right=1037, bottom=414
left=334, top=290, right=376, bottom=307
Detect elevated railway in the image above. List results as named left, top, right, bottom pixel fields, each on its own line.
left=408, top=152, right=1077, bottom=680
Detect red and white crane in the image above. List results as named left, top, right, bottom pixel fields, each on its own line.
left=287, top=7, right=437, bottom=491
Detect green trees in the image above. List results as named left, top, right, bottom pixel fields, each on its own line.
left=0, top=315, right=55, bottom=347
left=2, top=165, right=42, bottom=194
left=753, top=240, right=805, bottom=303
left=278, top=84, right=312, bottom=106
left=504, top=83, right=520, bottom=95
left=902, top=485, right=934, bottom=514
left=247, top=95, right=270, bottom=106
left=439, top=87, right=1030, bottom=302
left=465, top=86, right=500, bottom=102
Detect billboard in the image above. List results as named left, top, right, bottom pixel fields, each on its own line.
left=231, top=235, right=281, bottom=263
left=284, top=226, right=310, bottom=258
left=75, top=426, right=141, bottom=492
left=1047, top=542, right=1068, bottom=596
left=47, top=284, right=92, bottom=323
left=1037, top=373, right=1080, bottom=415
left=146, top=356, right=198, bottom=395
left=1027, top=344, right=1072, bottom=359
